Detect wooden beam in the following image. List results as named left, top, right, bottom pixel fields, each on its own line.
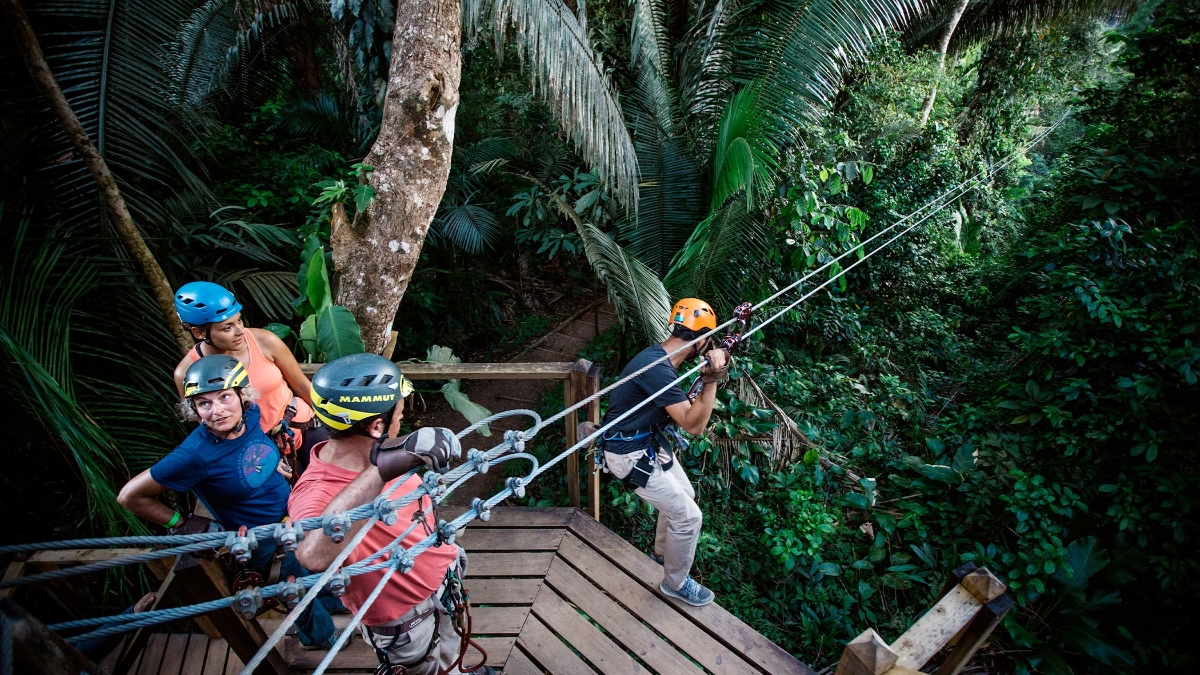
left=936, top=584, right=1013, bottom=675
left=564, top=360, right=592, bottom=509
left=2, top=553, right=28, bottom=599
left=585, top=363, right=602, bottom=522
left=889, top=574, right=999, bottom=671
left=28, top=548, right=151, bottom=566
left=1, top=597, right=100, bottom=675
left=299, top=361, right=574, bottom=380
left=835, top=629, right=898, bottom=675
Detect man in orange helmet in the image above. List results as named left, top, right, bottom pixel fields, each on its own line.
left=595, top=298, right=729, bottom=606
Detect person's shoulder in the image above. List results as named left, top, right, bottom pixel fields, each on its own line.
left=175, top=425, right=209, bottom=453
left=249, top=327, right=286, bottom=354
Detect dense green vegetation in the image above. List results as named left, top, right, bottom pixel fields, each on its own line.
left=1, top=0, right=1196, bottom=673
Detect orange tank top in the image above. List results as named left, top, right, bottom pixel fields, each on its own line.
left=186, top=330, right=314, bottom=433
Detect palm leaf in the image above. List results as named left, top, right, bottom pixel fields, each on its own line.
left=431, top=203, right=505, bottom=254
left=227, top=270, right=300, bottom=322
left=664, top=197, right=771, bottom=311
left=677, top=0, right=741, bottom=152
left=466, top=0, right=640, bottom=210
left=708, top=86, right=777, bottom=212
left=909, top=0, right=1135, bottom=55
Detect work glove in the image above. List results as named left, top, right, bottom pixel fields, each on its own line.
left=577, top=421, right=600, bottom=447
left=372, top=427, right=460, bottom=481
left=170, top=514, right=219, bottom=558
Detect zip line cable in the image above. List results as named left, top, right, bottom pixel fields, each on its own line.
left=2, top=117, right=1065, bottom=670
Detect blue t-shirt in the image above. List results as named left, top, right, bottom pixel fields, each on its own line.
left=602, top=344, right=688, bottom=453
left=150, top=404, right=290, bottom=530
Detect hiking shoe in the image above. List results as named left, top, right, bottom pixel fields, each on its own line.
left=660, top=577, right=714, bottom=607
left=649, top=553, right=664, bottom=566
left=302, top=628, right=343, bottom=651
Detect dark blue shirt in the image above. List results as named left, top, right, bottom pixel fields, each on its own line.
left=602, top=344, right=688, bottom=453
left=150, top=404, right=289, bottom=530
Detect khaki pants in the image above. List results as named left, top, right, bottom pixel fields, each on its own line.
left=605, top=448, right=702, bottom=590
left=362, top=593, right=464, bottom=675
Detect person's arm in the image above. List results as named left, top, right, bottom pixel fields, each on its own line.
left=116, top=470, right=175, bottom=525
left=663, top=348, right=729, bottom=435
left=252, top=328, right=314, bottom=407
left=295, top=455, right=425, bottom=572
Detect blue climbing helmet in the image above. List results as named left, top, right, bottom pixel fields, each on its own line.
left=175, top=281, right=243, bottom=327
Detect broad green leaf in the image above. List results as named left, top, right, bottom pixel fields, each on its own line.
left=827, top=174, right=842, bottom=195
left=816, top=562, right=841, bottom=576
left=952, top=445, right=977, bottom=473
left=264, top=323, right=293, bottom=340
left=306, top=247, right=332, bottom=312
left=315, top=305, right=364, bottom=360
left=298, top=315, right=317, bottom=359
left=441, top=380, right=492, bottom=437
left=862, top=165, right=874, bottom=185
left=839, top=492, right=872, bottom=510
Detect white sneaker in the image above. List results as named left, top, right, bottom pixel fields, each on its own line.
left=660, top=577, right=714, bottom=606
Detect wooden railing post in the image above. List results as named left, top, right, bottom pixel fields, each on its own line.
left=585, top=363, right=602, bottom=521
left=834, top=566, right=1010, bottom=675
left=564, top=359, right=592, bottom=509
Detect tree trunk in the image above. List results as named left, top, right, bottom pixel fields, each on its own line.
left=2, top=0, right=193, bottom=354
left=332, top=0, right=461, bottom=353
left=918, top=0, right=971, bottom=127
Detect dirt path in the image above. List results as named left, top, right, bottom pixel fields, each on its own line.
left=405, top=300, right=618, bottom=506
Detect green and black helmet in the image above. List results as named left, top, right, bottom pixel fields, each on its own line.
left=183, top=355, right=249, bottom=398
left=311, top=353, right=414, bottom=431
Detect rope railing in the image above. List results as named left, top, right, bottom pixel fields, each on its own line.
left=0, top=118, right=1066, bottom=673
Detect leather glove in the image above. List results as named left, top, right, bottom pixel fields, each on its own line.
left=577, top=421, right=600, bottom=447
left=171, top=514, right=218, bottom=558
left=372, top=427, right=460, bottom=481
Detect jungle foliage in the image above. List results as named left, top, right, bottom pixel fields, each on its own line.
left=0, top=0, right=1195, bottom=673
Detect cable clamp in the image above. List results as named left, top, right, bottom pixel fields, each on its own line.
left=423, top=471, right=446, bottom=497
left=226, top=526, right=258, bottom=564
left=437, top=519, right=458, bottom=546
left=232, top=586, right=263, bottom=620
left=467, top=448, right=489, bottom=474
left=322, top=512, right=352, bottom=544
left=327, top=568, right=351, bottom=597
left=396, top=553, right=416, bottom=574
left=276, top=575, right=304, bottom=611
left=373, top=496, right=399, bottom=526
left=274, top=518, right=304, bottom=553
left=506, top=476, right=526, bottom=498
left=471, top=498, right=491, bottom=522
left=504, top=429, right=526, bottom=453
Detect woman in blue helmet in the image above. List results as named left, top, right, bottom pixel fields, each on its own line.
left=172, top=281, right=327, bottom=476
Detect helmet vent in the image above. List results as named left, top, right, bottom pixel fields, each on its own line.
left=379, top=375, right=394, bottom=384
left=358, top=375, right=377, bottom=386
left=339, top=378, right=354, bottom=387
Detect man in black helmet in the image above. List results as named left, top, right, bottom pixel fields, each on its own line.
left=291, top=353, right=492, bottom=675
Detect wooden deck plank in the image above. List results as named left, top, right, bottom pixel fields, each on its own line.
left=460, top=528, right=567, bottom=552
left=180, top=635, right=209, bottom=675
left=473, top=606, right=531, bottom=636
left=469, top=577, right=543, bottom=605
left=201, top=638, right=228, bottom=675
left=503, top=647, right=544, bottom=675
left=531, top=586, right=647, bottom=675
left=159, top=634, right=190, bottom=675
left=223, top=644, right=243, bottom=673
left=136, top=634, right=168, bottom=675
left=477, top=636, right=518, bottom=668
left=545, top=557, right=703, bottom=675
left=442, top=507, right=576, bottom=528
left=518, top=615, right=596, bottom=675
left=284, top=635, right=515, bottom=670
left=556, top=534, right=754, bottom=675
left=568, top=513, right=812, bottom=675
left=466, top=552, right=555, bottom=577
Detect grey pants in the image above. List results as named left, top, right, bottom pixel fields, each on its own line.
left=605, top=448, right=702, bottom=590
left=362, top=585, right=466, bottom=674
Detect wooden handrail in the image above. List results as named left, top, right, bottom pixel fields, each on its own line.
left=835, top=564, right=1012, bottom=675
left=299, top=361, right=575, bottom=380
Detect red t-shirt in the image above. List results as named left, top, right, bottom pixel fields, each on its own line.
left=288, top=442, right=459, bottom=625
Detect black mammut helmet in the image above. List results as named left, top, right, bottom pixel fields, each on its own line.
left=183, top=355, right=249, bottom=398
left=311, top=353, right=414, bottom=431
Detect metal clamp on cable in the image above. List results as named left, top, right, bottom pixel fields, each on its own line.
left=505, top=429, right=526, bottom=452
left=396, top=553, right=416, bottom=574
left=467, top=448, right=489, bottom=474
left=506, top=476, right=526, bottom=498
left=274, top=518, right=303, bottom=553
left=232, top=586, right=263, bottom=620
left=471, top=498, right=491, bottom=522
left=226, top=526, right=258, bottom=564
left=327, top=568, right=351, bottom=597
left=373, top=496, right=399, bottom=526
left=276, top=575, right=304, bottom=611
left=423, top=471, right=446, bottom=497
left=437, top=519, right=458, bottom=546
left=323, top=512, right=352, bottom=544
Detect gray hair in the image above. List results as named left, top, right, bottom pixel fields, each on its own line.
left=177, top=385, right=259, bottom=422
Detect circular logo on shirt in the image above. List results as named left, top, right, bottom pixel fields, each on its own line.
left=241, top=442, right=278, bottom=488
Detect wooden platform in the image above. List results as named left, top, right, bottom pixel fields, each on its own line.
left=122, top=508, right=813, bottom=675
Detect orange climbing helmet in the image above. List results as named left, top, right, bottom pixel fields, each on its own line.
left=669, top=298, right=717, bottom=332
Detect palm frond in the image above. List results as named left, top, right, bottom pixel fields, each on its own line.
left=664, top=197, right=771, bottom=311
left=431, top=202, right=505, bottom=254
left=225, top=270, right=300, bottom=322
left=466, top=0, right=640, bottom=210
left=908, top=0, right=1135, bottom=55
left=578, top=221, right=673, bottom=344
left=738, top=0, right=932, bottom=149
left=677, top=0, right=741, bottom=150
left=708, top=86, right=777, bottom=212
